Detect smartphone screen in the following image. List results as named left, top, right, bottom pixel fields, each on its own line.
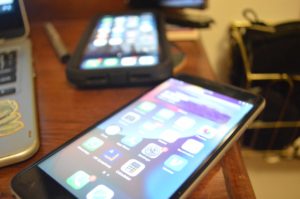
left=33, top=77, right=260, bottom=199
left=79, top=12, right=160, bottom=70
left=0, top=0, right=26, bottom=38
left=0, top=0, right=14, bottom=14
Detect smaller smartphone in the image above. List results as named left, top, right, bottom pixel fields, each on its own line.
left=11, top=74, right=265, bottom=199
left=66, top=10, right=173, bottom=88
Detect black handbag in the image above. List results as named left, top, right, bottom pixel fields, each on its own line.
left=230, top=9, right=300, bottom=151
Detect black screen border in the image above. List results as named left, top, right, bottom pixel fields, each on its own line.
left=128, top=0, right=208, bottom=9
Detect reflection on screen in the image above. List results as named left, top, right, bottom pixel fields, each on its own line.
left=80, top=12, right=159, bottom=70
left=39, top=78, right=253, bottom=199
left=0, top=0, right=14, bottom=14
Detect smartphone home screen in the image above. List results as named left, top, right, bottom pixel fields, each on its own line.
left=80, top=12, right=159, bottom=70
left=38, top=78, right=254, bottom=198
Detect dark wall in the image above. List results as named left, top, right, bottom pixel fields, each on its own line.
left=23, top=0, right=128, bottom=21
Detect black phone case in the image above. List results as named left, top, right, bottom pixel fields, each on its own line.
left=66, top=10, right=173, bottom=88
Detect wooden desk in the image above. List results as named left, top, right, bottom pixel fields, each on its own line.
left=0, top=20, right=255, bottom=199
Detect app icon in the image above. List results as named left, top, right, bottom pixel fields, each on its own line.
left=111, top=31, right=123, bottom=39
left=81, top=58, right=102, bottom=69
left=97, top=27, right=110, bottom=36
left=140, top=23, right=153, bottom=32
left=102, top=17, right=113, bottom=25
left=81, top=137, right=104, bottom=152
left=66, top=170, right=90, bottom=190
left=121, top=135, right=143, bottom=147
left=108, top=37, right=123, bottom=46
left=121, top=56, right=137, bottom=66
left=111, top=26, right=125, bottom=33
left=126, top=30, right=138, bottom=38
left=121, top=159, right=145, bottom=177
left=97, top=26, right=109, bottom=34
left=105, top=124, right=122, bottom=135
left=138, top=55, right=157, bottom=65
left=155, top=108, right=175, bottom=120
left=141, top=143, right=164, bottom=159
left=98, top=29, right=110, bottom=37
left=126, top=16, right=139, bottom=28
left=93, top=38, right=107, bottom=47
left=174, top=116, right=196, bottom=130
left=103, top=149, right=120, bottom=161
left=139, top=35, right=155, bottom=45
left=181, top=139, right=204, bottom=155
left=197, top=125, right=217, bottom=139
left=160, top=129, right=181, bottom=143
left=114, top=16, right=126, bottom=25
left=87, top=184, right=114, bottom=199
left=164, top=155, right=188, bottom=172
left=136, top=101, right=156, bottom=113
left=121, top=112, right=141, bottom=123
left=103, top=58, right=119, bottom=67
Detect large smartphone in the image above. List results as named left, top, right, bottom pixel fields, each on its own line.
left=66, top=11, right=173, bottom=88
left=11, top=74, right=265, bottom=199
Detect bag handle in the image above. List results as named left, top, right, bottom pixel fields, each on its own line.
left=242, top=8, right=276, bottom=33
left=243, top=8, right=266, bottom=25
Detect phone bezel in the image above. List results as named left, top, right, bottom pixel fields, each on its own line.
left=11, top=74, right=265, bottom=199
left=66, top=10, right=173, bottom=88
left=128, top=0, right=208, bottom=9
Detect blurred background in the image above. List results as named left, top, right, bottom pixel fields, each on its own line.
left=198, top=1, right=300, bottom=198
